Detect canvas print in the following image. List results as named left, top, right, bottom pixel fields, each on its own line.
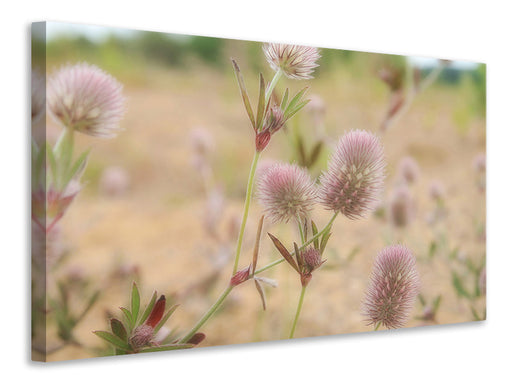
left=31, top=21, right=486, bottom=362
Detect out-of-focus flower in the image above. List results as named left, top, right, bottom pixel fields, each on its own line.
left=257, top=163, right=317, bottom=224
left=473, top=153, right=486, bottom=173
left=32, top=69, right=46, bottom=124
left=429, top=180, right=445, bottom=202
left=319, top=130, right=385, bottom=219
left=47, top=63, right=125, bottom=138
left=99, top=166, right=130, bottom=197
left=397, top=156, right=420, bottom=184
left=389, top=184, right=414, bottom=227
left=362, top=245, right=420, bottom=329
left=263, top=43, right=320, bottom=80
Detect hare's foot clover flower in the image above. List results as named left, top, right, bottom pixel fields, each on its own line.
left=263, top=43, right=321, bottom=80
left=257, top=163, right=317, bottom=224
left=319, top=130, right=385, bottom=219
left=362, top=245, right=420, bottom=329
left=47, top=63, right=125, bottom=138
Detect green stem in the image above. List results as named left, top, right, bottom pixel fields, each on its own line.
left=232, top=151, right=261, bottom=275
left=180, top=286, right=233, bottom=343
left=289, top=285, right=307, bottom=338
left=297, top=215, right=305, bottom=244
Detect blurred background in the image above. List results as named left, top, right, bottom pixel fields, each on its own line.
left=33, top=22, right=486, bottom=361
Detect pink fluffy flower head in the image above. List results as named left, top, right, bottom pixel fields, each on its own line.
left=263, top=43, right=320, bottom=80
left=362, top=245, right=420, bottom=329
left=319, top=130, right=385, bottom=219
left=257, top=163, right=317, bottom=224
left=47, top=63, right=125, bottom=138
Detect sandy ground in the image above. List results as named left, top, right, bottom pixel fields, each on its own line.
left=38, top=65, right=486, bottom=361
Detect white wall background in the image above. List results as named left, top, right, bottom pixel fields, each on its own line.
left=3, top=1, right=510, bottom=383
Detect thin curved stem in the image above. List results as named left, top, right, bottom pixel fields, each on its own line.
left=289, top=285, right=307, bottom=338
left=180, top=286, right=233, bottom=343
left=232, top=151, right=261, bottom=275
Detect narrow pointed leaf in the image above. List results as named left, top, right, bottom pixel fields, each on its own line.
left=140, top=291, right=158, bottom=325
left=131, top=282, right=140, bottom=324
left=320, top=232, right=332, bottom=255
left=294, top=242, right=304, bottom=271
left=254, top=279, right=267, bottom=310
left=251, top=215, right=265, bottom=276
left=93, top=331, right=131, bottom=351
left=46, top=144, right=58, bottom=184
left=285, top=87, right=309, bottom=115
left=110, top=318, right=127, bottom=341
left=311, top=221, right=319, bottom=249
left=268, top=233, right=299, bottom=273
left=120, top=307, right=133, bottom=330
left=285, top=99, right=310, bottom=121
left=280, top=88, right=289, bottom=110
left=231, top=59, right=256, bottom=130
left=256, top=73, right=267, bottom=131
left=309, top=141, right=323, bottom=167
left=297, top=135, right=306, bottom=165
left=140, top=344, right=194, bottom=353
left=433, top=295, right=442, bottom=312
left=64, top=149, right=89, bottom=186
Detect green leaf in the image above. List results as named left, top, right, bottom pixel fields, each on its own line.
left=63, top=149, right=89, bottom=187
left=256, top=73, right=267, bottom=131
left=93, top=331, right=131, bottom=351
left=110, top=318, right=128, bottom=341
left=140, top=291, right=158, bottom=325
left=46, top=144, right=58, bottom=187
left=153, top=304, right=179, bottom=334
left=280, top=88, right=289, bottom=110
left=231, top=59, right=256, bottom=130
left=131, top=282, right=140, bottom=324
left=451, top=271, right=470, bottom=299
left=120, top=307, right=134, bottom=330
left=311, top=221, right=319, bottom=249
left=320, top=232, right=332, bottom=255
left=139, top=344, right=194, bottom=353
left=296, top=135, right=307, bottom=166
left=308, top=141, right=323, bottom=167
left=284, top=87, right=309, bottom=116
left=285, top=99, right=310, bottom=121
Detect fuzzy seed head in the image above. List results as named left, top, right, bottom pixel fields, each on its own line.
left=319, top=130, right=385, bottom=219
left=389, top=184, right=414, bottom=227
left=302, top=247, right=323, bottom=273
left=257, top=163, right=317, bottom=224
left=47, top=63, right=125, bottom=138
left=129, top=324, right=154, bottom=350
left=263, top=43, right=320, bottom=80
left=362, top=245, right=420, bottom=329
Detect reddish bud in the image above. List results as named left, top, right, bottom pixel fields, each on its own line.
left=146, top=295, right=166, bottom=328
left=230, top=266, right=251, bottom=287
left=255, top=131, right=272, bottom=152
